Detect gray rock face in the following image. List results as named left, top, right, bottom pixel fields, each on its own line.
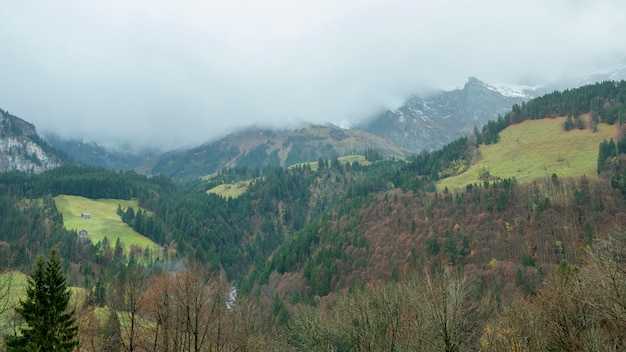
left=0, top=110, right=62, bottom=173
left=361, top=67, right=626, bottom=155
left=359, top=77, right=534, bottom=153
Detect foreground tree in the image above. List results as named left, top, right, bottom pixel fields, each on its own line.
left=110, top=259, right=147, bottom=352
left=419, top=268, right=490, bottom=352
left=140, top=261, right=233, bottom=352
left=4, top=250, right=78, bottom=351
left=581, top=226, right=626, bottom=348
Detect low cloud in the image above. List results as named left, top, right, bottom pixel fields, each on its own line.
left=1, top=0, right=625, bottom=149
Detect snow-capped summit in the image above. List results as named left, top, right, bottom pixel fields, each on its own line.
left=358, top=77, right=531, bottom=153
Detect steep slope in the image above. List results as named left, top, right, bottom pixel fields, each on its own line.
left=140, top=124, right=409, bottom=179
left=359, top=77, right=534, bottom=153
left=246, top=80, right=626, bottom=299
left=438, top=115, right=619, bottom=190
left=255, top=177, right=626, bottom=299
left=0, top=109, right=68, bottom=173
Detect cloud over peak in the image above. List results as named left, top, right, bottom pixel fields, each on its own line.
left=1, top=0, right=625, bottom=149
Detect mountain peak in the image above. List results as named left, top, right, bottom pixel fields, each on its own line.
left=0, top=109, right=37, bottom=137
left=359, top=77, right=532, bottom=153
left=0, top=109, right=66, bottom=173
left=465, top=76, right=487, bottom=87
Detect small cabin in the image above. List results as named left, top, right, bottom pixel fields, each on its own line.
left=78, top=229, right=89, bottom=238
left=81, top=213, right=91, bottom=219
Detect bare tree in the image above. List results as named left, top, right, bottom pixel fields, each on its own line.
left=226, top=295, right=265, bottom=352
left=581, top=226, right=626, bottom=348
left=481, top=293, right=547, bottom=352
left=419, top=268, right=489, bottom=352
left=0, top=246, right=13, bottom=324
left=141, top=271, right=180, bottom=352
left=139, top=261, right=234, bottom=352
left=110, top=263, right=148, bottom=352
left=173, top=262, right=231, bottom=352
left=286, top=304, right=338, bottom=352
left=334, top=284, right=419, bottom=351
left=72, top=290, right=101, bottom=352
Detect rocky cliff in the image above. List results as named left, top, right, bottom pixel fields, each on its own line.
left=0, top=109, right=64, bottom=173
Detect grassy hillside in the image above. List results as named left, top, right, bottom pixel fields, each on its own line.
left=438, top=115, right=619, bottom=190
left=144, top=124, right=408, bottom=178
left=290, top=154, right=371, bottom=171
left=207, top=181, right=251, bottom=199
left=207, top=156, right=372, bottom=199
left=0, top=271, right=28, bottom=336
left=0, top=271, right=89, bottom=338
left=55, top=195, right=160, bottom=252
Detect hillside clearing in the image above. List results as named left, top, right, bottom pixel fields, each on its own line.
left=290, top=154, right=371, bottom=171
left=206, top=155, right=373, bottom=199
left=207, top=181, right=251, bottom=199
left=55, top=195, right=160, bottom=253
left=437, top=116, right=619, bottom=190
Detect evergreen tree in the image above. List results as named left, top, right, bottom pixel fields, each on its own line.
left=564, top=114, right=574, bottom=131
left=598, top=138, right=618, bottom=174
left=4, top=250, right=78, bottom=351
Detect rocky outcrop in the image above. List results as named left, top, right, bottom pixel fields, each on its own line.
left=0, top=109, right=63, bottom=173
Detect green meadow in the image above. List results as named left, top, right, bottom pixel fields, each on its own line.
left=55, top=195, right=160, bottom=253
left=207, top=181, right=251, bottom=199
left=206, top=156, right=372, bottom=199
left=0, top=270, right=28, bottom=305
left=0, top=271, right=28, bottom=336
left=437, top=116, right=619, bottom=191
left=0, top=271, right=89, bottom=338
left=337, top=155, right=371, bottom=166
left=290, top=154, right=371, bottom=172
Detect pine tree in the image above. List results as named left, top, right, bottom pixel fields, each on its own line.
left=4, top=250, right=78, bottom=351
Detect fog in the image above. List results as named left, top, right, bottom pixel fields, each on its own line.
left=1, top=0, right=625, bottom=150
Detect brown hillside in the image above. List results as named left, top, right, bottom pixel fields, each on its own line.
left=272, top=175, right=626, bottom=299
left=374, top=178, right=620, bottom=272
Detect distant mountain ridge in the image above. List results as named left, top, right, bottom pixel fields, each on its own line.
left=138, top=124, right=410, bottom=179
left=358, top=65, right=626, bottom=154
left=358, top=77, right=536, bottom=153
left=44, top=134, right=159, bottom=171
left=0, top=109, right=67, bottom=173
left=23, top=65, right=626, bottom=175
left=44, top=77, right=539, bottom=174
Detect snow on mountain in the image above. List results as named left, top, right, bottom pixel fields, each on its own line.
left=487, top=83, right=536, bottom=99
left=359, top=77, right=529, bottom=153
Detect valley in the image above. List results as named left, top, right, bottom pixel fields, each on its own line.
left=0, top=80, right=625, bottom=350
left=3, top=0, right=626, bottom=348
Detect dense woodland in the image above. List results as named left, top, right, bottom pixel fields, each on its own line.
left=1, top=81, right=626, bottom=350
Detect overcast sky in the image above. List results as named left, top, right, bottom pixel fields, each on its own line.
left=1, top=0, right=625, bottom=150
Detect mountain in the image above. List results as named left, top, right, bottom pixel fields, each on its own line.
left=2, top=80, right=626, bottom=350
left=357, top=67, right=626, bottom=155
left=358, top=77, right=536, bottom=153
left=0, top=109, right=68, bottom=173
left=547, top=64, right=626, bottom=92
left=139, top=124, right=410, bottom=179
left=246, top=79, right=626, bottom=297
left=44, top=134, right=159, bottom=170
left=43, top=68, right=626, bottom=175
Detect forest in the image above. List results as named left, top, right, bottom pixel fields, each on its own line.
left=1, top=81, right=626, bottom=350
